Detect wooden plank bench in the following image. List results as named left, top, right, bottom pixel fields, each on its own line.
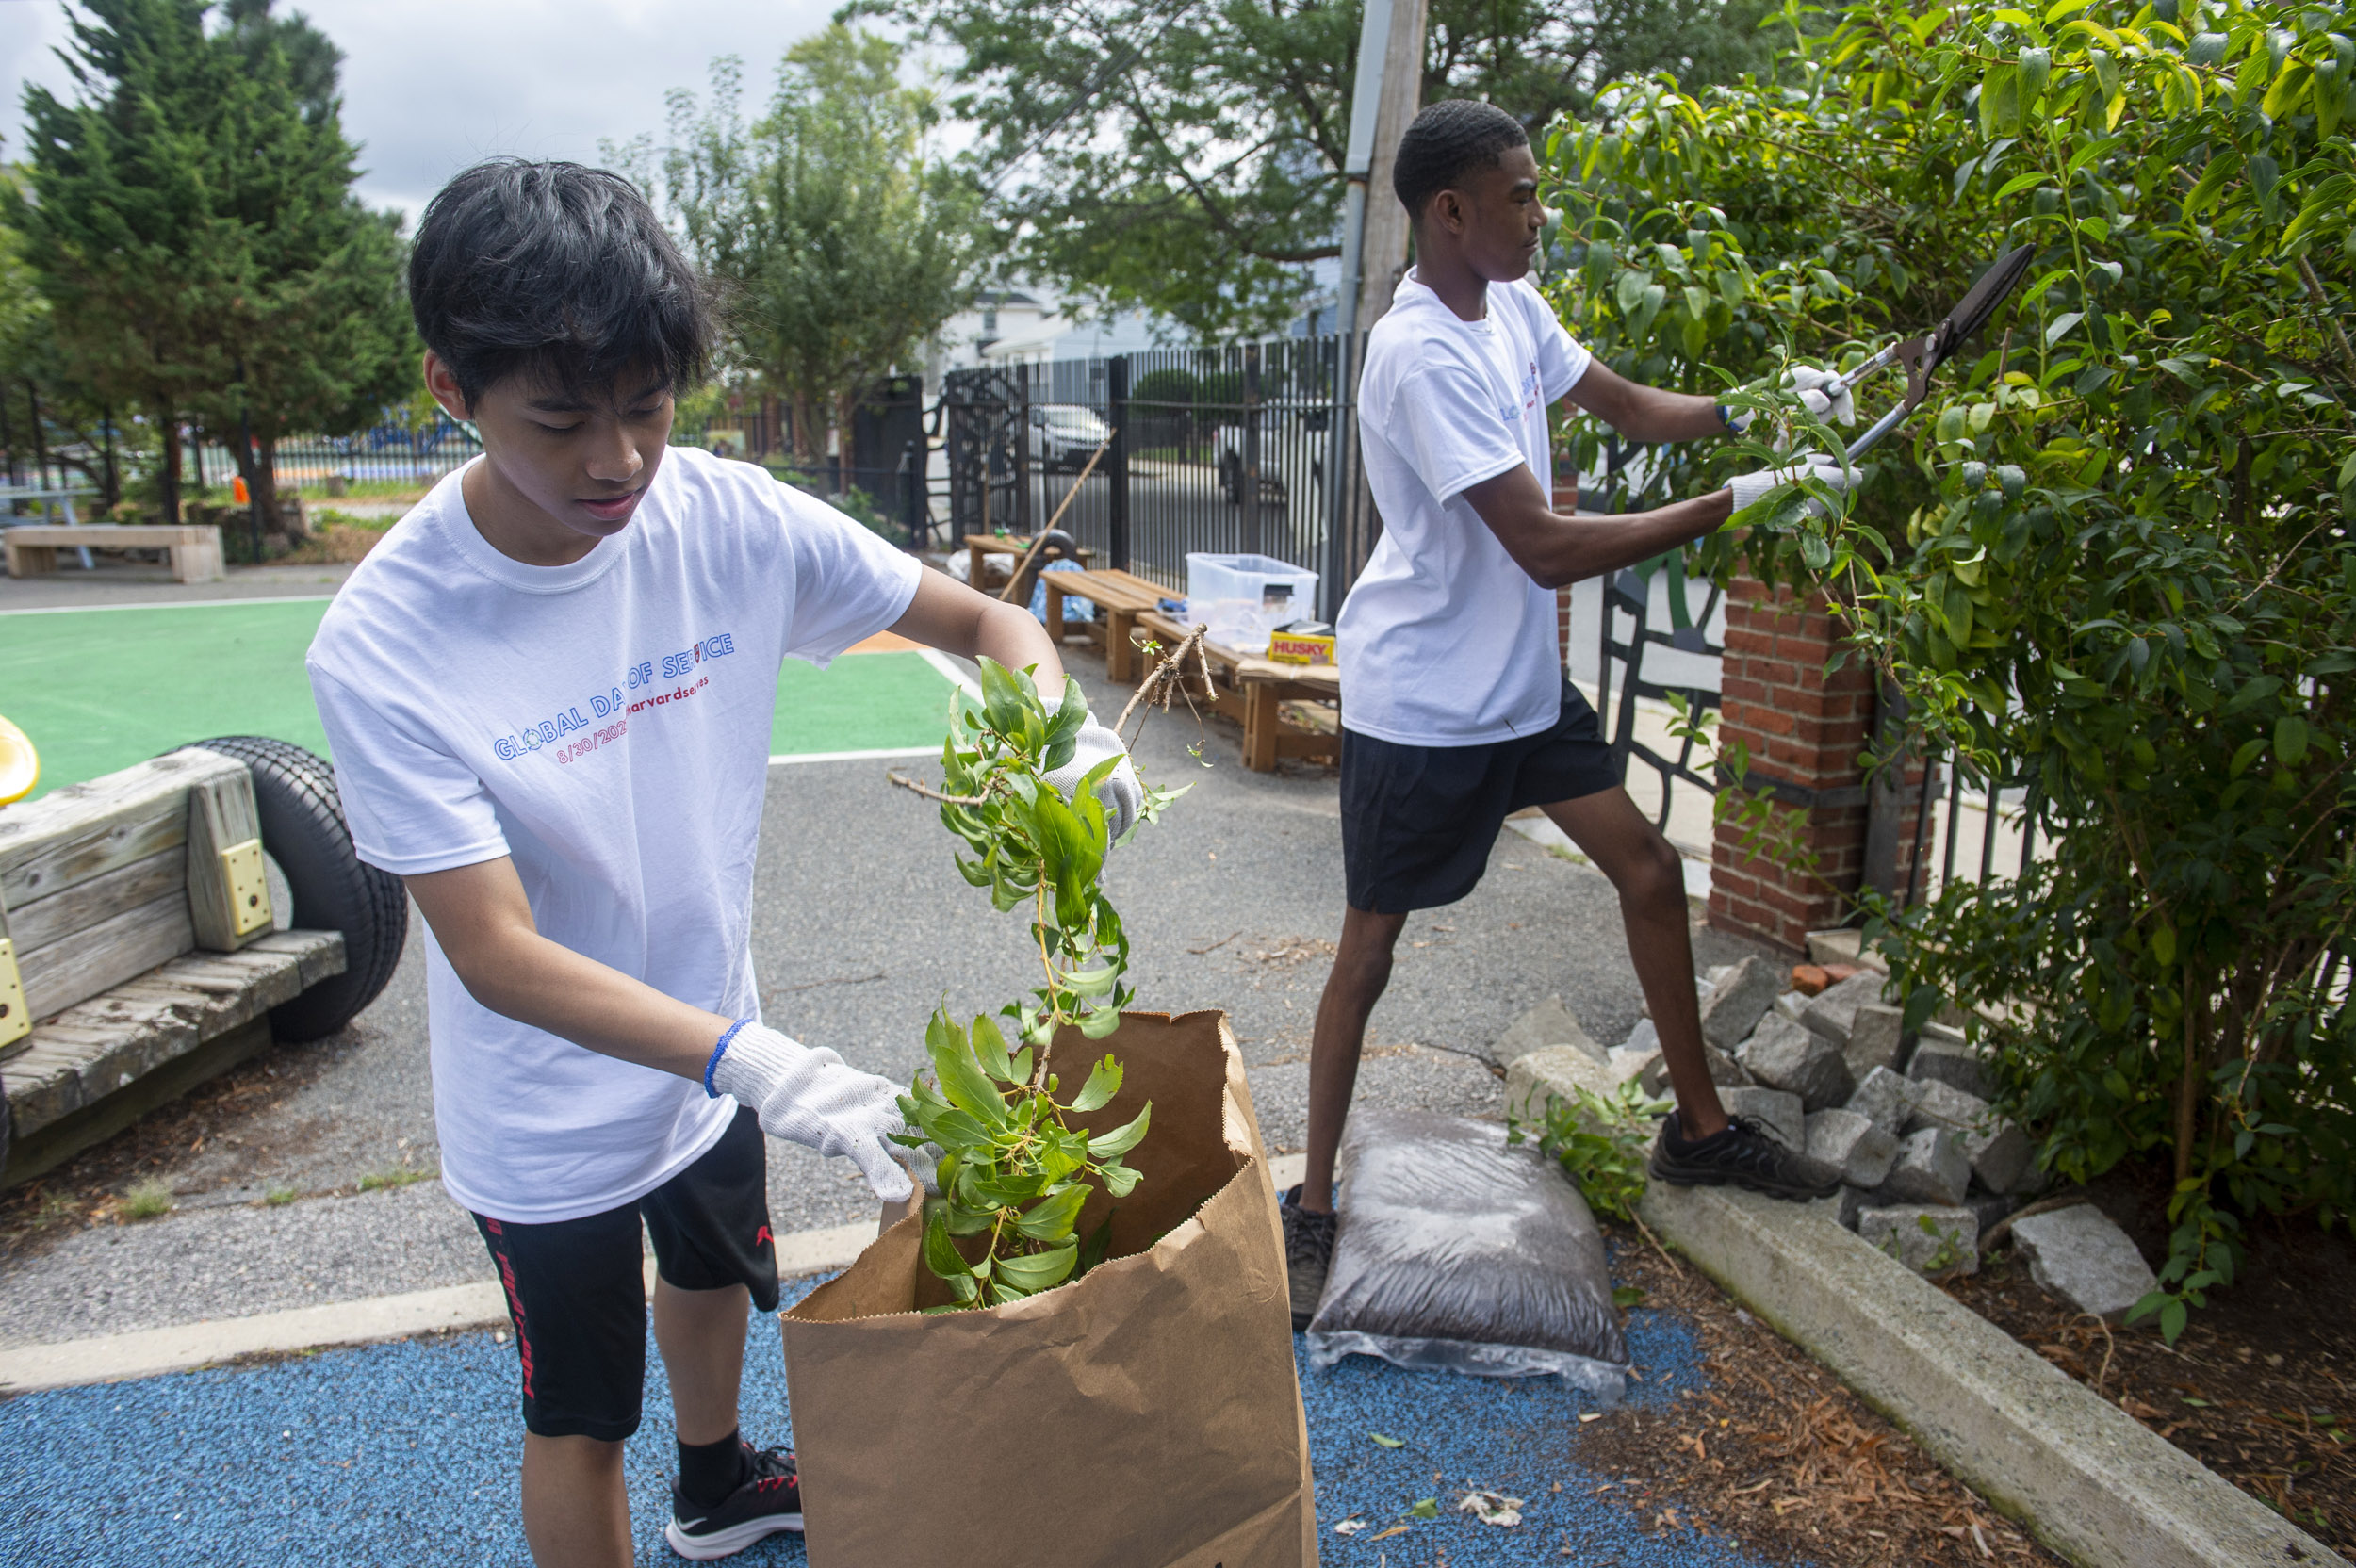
left=4, top=524, right=225, bottom=584
left=1131, top=609, right=1342, bottom=773
left=1040, top=568, right=1171, bottom=683
left=0, top=749, right=348, bottom=1183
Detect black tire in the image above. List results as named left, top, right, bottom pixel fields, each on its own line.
left=180, top=736, right=408, bottom=1042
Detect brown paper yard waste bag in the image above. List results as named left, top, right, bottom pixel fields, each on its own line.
left=779, top=1009, right=1317, bottom=1567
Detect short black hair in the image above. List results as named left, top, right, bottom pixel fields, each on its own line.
left=409, top=158, right=712, bottom=410
left=1392, top=99, right=1530, bottom=223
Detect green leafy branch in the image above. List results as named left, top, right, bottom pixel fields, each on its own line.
left=888, top=657, right=1188, bottom=1309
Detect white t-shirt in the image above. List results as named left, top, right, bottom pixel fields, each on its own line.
left=306, top=445, right=923, bottom=1223
left=1336, top=272, right=1592, bottom=746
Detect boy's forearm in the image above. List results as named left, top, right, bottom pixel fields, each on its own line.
left=1465, top=465, right=1734, bottom=590
left=891, top=569, right=1069, bottom=696
left=406, top=860, right=731, bottom=1081
left=1563, top=363, right=1732, bottom=445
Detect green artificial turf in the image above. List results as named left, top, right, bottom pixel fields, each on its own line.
left=0, top=600, right=952, bottom=800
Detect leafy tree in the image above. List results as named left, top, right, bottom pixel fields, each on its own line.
left=1544, top=0, right=2354, bottom=1334
left=221, top=0, right=341, bottom=123
left=633, top=28, right=985, bottom=474
left=9, top=0, right=410, bottom=526
left=852, top=0, right=1775, bottom=338
left=0, top=224, right=139, bottom=511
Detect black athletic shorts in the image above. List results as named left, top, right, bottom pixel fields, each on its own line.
left=472, top=1105, right=779, bottom=1442
left=1341, top=678, right=1621, bottom=914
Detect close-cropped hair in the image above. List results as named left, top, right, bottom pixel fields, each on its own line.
left=1392, top=99, right=1530, bottom=223
left=409, top=158, right=712, bottom=410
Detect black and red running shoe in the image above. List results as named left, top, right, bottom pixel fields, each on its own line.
left=665, top=1444, right=803, bottom=1560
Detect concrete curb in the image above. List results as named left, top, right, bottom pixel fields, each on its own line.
left=1634, top=1179, right=2336, bottom=1568
left=0, top=1220, right=880, bottom=1396
left=0, top=1159, right=1309, bottom=1396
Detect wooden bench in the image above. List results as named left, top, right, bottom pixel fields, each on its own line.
left=4, top=524, right=225, bottom=584
left=1131, top=609, right=1342, bottom=773
left=1, top=750, right=346, bottom=1183
left=1040, top=568, right=1170, bottom=682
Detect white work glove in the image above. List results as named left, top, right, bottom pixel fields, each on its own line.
left=1785, top=365, right=1857, bottom=427
left=708, top=1021, right=923, bottom=1202
left=1042, top=714, right=1144, bottom=843
left=1726, top=452, right=1860, bottom=518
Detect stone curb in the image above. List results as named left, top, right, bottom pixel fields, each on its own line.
left=1634, top=1179, right=2334, bottom=1568
left=0, top=1156, right=1310, bottom=1396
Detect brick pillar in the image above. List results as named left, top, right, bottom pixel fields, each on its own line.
left=1708, top=575, right=1929, bottom=952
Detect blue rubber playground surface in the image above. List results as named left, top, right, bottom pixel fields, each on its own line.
left=0, top=1275, right=1777, bottom=1568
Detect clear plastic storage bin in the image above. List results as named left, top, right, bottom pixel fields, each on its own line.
left=1184, top=554, right=1320, bottom=649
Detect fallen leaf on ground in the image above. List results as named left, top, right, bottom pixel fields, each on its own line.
left=1408, top=1498, right=1440, bottom=1520
left=1366, top=1524, right=1411, bottom=1541
left=1458, top=1491, right=1525, bottom=1527
left=1332, top=1518, right=1366, bottom=1535
left=1367, top=1431, right=1404, bottom=1448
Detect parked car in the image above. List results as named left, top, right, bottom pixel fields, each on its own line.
left=1030, top=403, right=1112, bottom=472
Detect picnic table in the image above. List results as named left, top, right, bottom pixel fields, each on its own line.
left=964, top=532, right=1094, bottom=593
left=1039, top=567, right=1340, bottom=771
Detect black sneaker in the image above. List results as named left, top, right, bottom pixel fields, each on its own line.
left=665, top=1445, right=803, bottom=1561
left=1280, top=1183, right=1336, bottom=1332
left=1648, top=1110, right=1841, bottom=1200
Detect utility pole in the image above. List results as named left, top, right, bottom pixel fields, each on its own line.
left=1321, top=0, right=1427, bottom=613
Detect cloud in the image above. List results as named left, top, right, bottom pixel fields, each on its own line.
left=2, top=0, right=844, bottom=220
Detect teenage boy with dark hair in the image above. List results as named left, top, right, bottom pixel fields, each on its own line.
left=306, top=159, right=1140, bottom=1564
left=1282, top=100, right=1857, bottom=1323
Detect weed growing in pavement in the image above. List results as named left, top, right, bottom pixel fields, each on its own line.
left=264, top=1186, right=299, bottom=1206
left=122, top=1180, right=174, bottom=1220
left=1510, top=1079, right=1670, bottom=1224
left=357, top=1168, right=428, bottom=1193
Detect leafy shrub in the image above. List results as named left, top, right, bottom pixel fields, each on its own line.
left=1508, top=1079, right=1671, bottom=1223
left=1541, top=0, right=2355, bottom=1335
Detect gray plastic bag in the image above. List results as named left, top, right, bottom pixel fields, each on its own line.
left=1304, top=1110, right=1628, bottom=1399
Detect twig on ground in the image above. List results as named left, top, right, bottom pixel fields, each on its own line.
left=772, top=972, right=887, bottom=995
left=2073, top=1313, right=2118, bottom=1396
left=1634, top=1212, right=1685, bottom=1274
left=1188, top=931, right=1244, bottom=955
left=1976, top=1192, right=2091, bottom=1254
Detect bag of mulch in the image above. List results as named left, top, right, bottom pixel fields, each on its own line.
left=1305, top=1110, right=1629, bottom=1398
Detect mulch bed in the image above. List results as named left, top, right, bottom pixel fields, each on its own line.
left=1941, top=1167, right=2356, bottom=1560
left=1571, top=1222, right=2066, bottom=1566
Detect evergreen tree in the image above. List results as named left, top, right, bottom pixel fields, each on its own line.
left=9, top=0, right=409, bottom=528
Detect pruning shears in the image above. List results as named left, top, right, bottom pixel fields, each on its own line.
left=1822, top=245, right=2037, bottom=462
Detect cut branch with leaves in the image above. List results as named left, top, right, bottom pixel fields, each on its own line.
left=890, top=658, right=1190, bottom=1309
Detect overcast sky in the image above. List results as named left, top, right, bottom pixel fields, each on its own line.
left=0, top=0, right=851, bottom=220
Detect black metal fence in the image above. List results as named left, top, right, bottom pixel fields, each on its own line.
left=941, top=335, right=1369, bottom=617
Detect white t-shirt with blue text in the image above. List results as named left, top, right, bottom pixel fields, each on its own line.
left=1336, top=271, right=1592, bottom=746
left=307, top=445, right=923, bottom=1223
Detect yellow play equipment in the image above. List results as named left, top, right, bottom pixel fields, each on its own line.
left=0, top=712, right=38, bottom=807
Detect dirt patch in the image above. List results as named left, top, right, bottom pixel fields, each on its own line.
left=1945, top=1196, right=2356, bottom=1560
left=0, top=1034, right=335, bottom=1262
left=1569, top=1225, right=2065, bottom=1565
